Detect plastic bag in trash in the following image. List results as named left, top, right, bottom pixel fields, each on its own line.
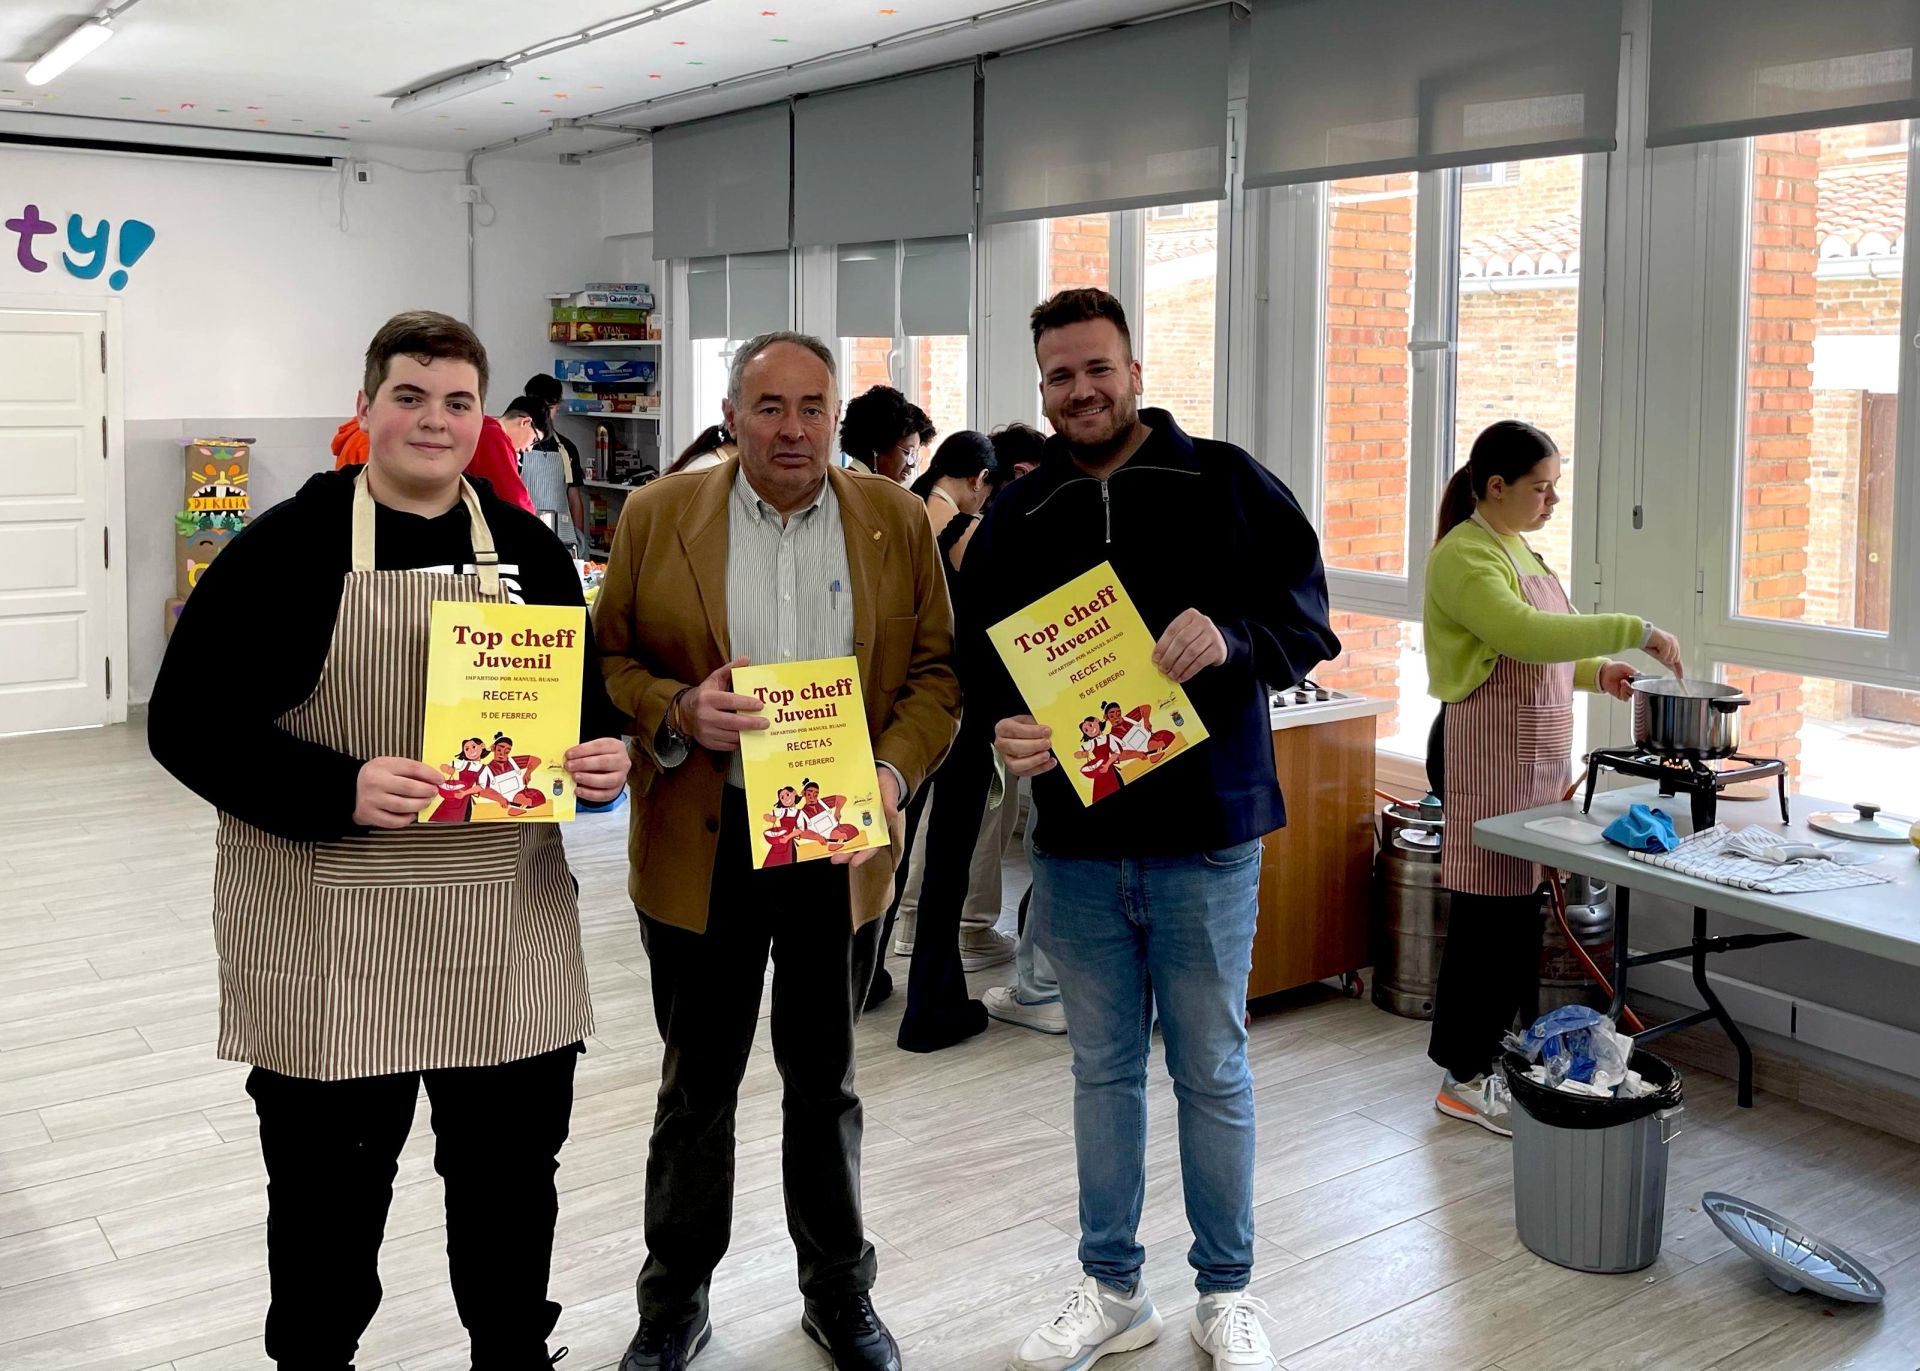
left=1506, top=1006, right=1637, bottom=1091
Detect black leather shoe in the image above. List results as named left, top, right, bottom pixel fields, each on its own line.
left=801, top=1295, right=901, bottom=1371
left=617, top=1316, right=711, bottom=1371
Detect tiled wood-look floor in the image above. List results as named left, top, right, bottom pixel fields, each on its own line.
left=1, top=723, right=1917, bottom=1370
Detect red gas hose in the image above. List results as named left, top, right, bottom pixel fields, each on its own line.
left=1546, top=780, right=1646, bottom=1033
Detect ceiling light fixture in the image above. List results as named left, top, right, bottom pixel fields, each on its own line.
left=25, top=19, right=116, bottom=86
left=391, top=62, right=513, bottom=114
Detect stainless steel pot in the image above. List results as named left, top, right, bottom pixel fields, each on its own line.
left=1631, top=677, right=1749, bottom=758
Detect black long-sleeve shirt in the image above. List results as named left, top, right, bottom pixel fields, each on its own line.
left=149, top=469, right=627, bottom=844
left=961, top=408, right=1339, bottom=858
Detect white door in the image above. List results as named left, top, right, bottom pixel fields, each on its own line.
left=0, top=310, right=110, bottom=734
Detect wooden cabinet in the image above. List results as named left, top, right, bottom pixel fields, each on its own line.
left=1249, top=713, right=1378, bottom=999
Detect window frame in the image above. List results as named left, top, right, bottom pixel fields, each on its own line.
left=801, top=237, right=978, bottom=435
left=1691, top=123, right=1920, bottom=693
left=1258, top=153, right=1610, bottom=758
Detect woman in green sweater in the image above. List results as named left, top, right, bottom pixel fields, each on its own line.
left=1424, top=420, right=1682, bottom=1135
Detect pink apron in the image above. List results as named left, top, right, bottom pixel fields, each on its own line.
left=1440, top=514, right=1576, bottom=897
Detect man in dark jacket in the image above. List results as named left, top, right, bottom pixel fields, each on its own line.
left=966, top=290, right=1337, bottom=1371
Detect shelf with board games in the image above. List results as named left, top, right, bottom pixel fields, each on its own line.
left=546, top=282, right=667, bottom=554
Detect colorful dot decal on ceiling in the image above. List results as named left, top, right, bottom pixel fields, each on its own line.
left=648, top=73, right=662, bottom=79
left=672, top=40, right=687, bottom=46
left=537, top=75, right=552, bottom=81
left=359, top=118, right=372, bottom=123
left=688, top=60, right=703, bottom=65
left=589, top=84, right=605, bottom=90
left=762, top=8, right=778, bottom=13
left=255, top=118, right=268, bottom=124
left=247, top=105, right=260, bottom=111
left=502, top=100, right=515, bottom=105
left=119, top=95, right=132, bottom=100
left=553, top=92, right=569, bottom=99
left=879, top=6, right=896, bottom=13
left=180, top=102, right=195, bottom=109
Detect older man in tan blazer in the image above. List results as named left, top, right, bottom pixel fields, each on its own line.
left=594, top=330, right=959, bottom=1371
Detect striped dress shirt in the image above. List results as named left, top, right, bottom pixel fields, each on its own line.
left=722, top=467, right=855, bottom=785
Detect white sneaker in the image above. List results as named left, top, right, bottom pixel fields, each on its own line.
left=892, top=913, right=916, bottom=957
left=1433, top=1071, right=1513, bottom=1137
left=1190, top=1291, right=1275, bottom=1370
left=960, top=927, right=1018, bottom=971
left=1009, top=1275, right=1161, bottom=1371
left=984, top=985, right=1067, bottom=1035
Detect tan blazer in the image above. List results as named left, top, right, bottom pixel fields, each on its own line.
left=594, top=458, right=961, bottom=932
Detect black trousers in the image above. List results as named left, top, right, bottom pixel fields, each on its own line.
left=247, top=1042, right=581, bottom=1370
left=636, top=786, right=882, bottom=1327
left=1427, top=890, right=1546, bottom=1081
left=900, top=717, right=994, bottom=1036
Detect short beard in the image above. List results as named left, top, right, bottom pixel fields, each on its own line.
left=1059, top=395, right=1139, bottom=466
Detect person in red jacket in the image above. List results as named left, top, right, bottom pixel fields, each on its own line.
left=331, top=414, right=534, bottom=514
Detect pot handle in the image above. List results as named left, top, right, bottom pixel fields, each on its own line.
left=1710, top=695, right=1750, bottom=713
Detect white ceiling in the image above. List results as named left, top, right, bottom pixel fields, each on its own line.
left=0, top=0, right=1198, bottom=160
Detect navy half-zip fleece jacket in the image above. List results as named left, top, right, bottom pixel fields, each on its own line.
left=960, top=408, right=1340, bottom=860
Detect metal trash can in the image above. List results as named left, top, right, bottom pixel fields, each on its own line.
left=1501, top=1049, right=1684, bottom=1274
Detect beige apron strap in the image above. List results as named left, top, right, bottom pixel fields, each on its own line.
left=350, top=466, right=378, bottom=573
left=1469, top=510, right=1527, bottom=582
left=351, top=469, right=499, bottom=596
left=457, top=477, right=501, bottom=597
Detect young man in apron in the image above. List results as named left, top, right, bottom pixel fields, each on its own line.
left=149, top=310, right=632, bottom=1370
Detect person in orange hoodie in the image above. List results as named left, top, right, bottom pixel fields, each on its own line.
left=332, top=414, right=534, bottom=513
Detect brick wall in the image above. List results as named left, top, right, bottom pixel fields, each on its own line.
left=1142, top=274, right=1217, bottom=439
left=1322, top=175, right=1416, bottom=578
left=1048, top=216, right=1111, bottom=291
left=1804, top=388, right=1862, bottom=709
left=1455, top=287, right=1581, bottom=577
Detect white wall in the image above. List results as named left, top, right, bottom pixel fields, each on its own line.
left=0, top=141, right=468, bottom=419
left=0, top=138, right=641, bottom=701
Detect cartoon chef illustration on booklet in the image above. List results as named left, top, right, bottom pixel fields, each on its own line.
left=426, top=731, right=554, bottom=821
left=757, top=778, right=872, bottom=867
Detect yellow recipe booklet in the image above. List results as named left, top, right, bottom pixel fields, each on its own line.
left=987, top=561, right=1208, bottom=806
left=420, top=601, right=585, bottom=824
left=735, top=655, right=889, bottom=868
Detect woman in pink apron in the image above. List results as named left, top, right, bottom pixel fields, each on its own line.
left=1422, top=421, right=1683, bottom=1135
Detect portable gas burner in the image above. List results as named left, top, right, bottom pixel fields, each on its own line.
left=1581, top=748, right=1790, bottom=831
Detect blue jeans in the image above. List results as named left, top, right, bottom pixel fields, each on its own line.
left=1029, top=835, right=1262, bottom=1294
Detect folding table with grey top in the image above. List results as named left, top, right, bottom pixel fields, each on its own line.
left=1474, top=785, right=1920, bottom=1108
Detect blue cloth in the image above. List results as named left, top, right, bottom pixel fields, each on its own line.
left=1603, top=803, right=1679, bottom=853
left=1028, top=836, right=1262, bottom=1294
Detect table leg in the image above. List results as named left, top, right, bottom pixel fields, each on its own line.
left=1690, top=904, right=1755, bottom=1108
left=1608, top=885, right=1631, bottom=1020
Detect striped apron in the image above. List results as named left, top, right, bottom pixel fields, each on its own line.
left=1440, top=514, right=1576, bottom=898
left=211, top=472, right=593, bottom=1080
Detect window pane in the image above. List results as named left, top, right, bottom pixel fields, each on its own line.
left=1322, top=174, right=1416, bottom=574
left=1046, top=214, right=1111, bottom=294
left=1455, top=154, right=1585, bottom=581
left=689, top=336, right=734, bottom=439
left=1738, top=121, right=1907, bottom=631
left=912, top=334, right=969, bottom=444
left=839, top=337, right=895, bottom=400
left=1141, top=200, right=1219, bottom=439
left=1318, top=611, right=1439, bottom=758
left=1719, top=663, right=1920, bottom=815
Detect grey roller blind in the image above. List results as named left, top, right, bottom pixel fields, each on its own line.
left=901, top=236, right=970, bottom=336
left=687, top=256, right=728, bottom=340
left=835, top=242, right=897, bottom=338
left=1245, top=0, right=1621, bottom=189
left=982, top=7, right=1230, bottom=223
left=652, top=103, right=791, bottom=259
left=1648, top=0, right=1920, bottom=147
left=727, top=252, right=792, bottom=339
left=794, top=66, right=977, bottom=246
left=687, top=254, right=790, bottom=340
